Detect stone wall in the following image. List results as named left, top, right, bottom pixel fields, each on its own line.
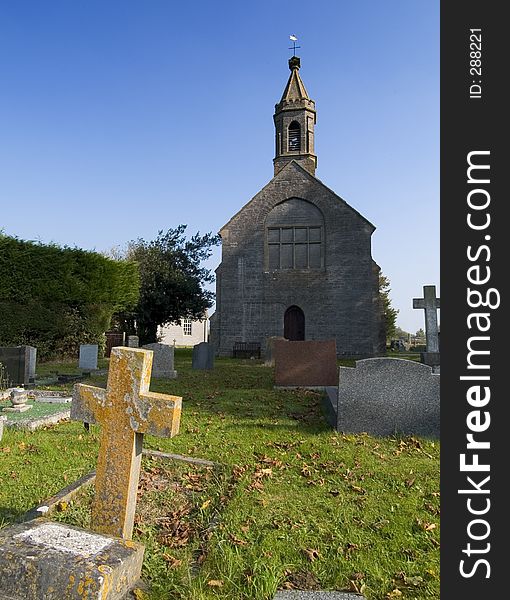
left=211, top=161, right=382, bottom=357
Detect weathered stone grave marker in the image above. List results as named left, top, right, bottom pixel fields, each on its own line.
left=141, top=342, right=177, bottom=378
left=413, top=285, right=440, bottom=366
left=127, top=335, right=139, bottom=347
left=71, top=346, right=182, bottom=539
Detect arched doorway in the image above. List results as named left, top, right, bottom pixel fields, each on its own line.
left=284, top=306, right=305, bottom=341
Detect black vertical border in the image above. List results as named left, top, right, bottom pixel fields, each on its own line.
left=441, top=2, right=506, bottom=597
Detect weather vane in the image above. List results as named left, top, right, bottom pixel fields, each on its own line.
left=289, top=34, right=301, bottom=56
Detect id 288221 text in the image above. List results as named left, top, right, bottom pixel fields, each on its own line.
left=469, top=28, right=482, bottom=99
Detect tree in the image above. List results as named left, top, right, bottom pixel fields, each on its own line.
left=119, top=226, right=220, bottom=344
left=0, top=233, right=139, bottom=358
left=379, top=273, right=399, bottom=342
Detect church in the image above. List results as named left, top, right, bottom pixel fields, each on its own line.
left=210, top=56, right=384, bottom=357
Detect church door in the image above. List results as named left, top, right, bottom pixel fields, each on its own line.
left=284, top=306, right=305, bottom=341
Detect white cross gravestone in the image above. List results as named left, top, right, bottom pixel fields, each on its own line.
left=413, top=285, right=440, bottom=366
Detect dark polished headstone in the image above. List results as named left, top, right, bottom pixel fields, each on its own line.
left=0, top=346, right=37, bottom=386
left=192, top=342, right=214, bottom=370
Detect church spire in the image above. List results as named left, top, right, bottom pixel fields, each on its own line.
left=273, top=56, right=317, bottom=176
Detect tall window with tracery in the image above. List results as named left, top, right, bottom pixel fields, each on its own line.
left=267, top=226, right=322, bottom=270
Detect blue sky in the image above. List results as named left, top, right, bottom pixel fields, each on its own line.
left=0, top=0, right=439, bottom=333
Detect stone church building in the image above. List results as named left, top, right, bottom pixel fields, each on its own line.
left=210, top=56, right=383, bottom=357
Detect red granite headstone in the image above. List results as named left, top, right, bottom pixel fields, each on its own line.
left=274, top=340, right=338, bottom=387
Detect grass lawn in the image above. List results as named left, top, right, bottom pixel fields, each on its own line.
left=0, top=349, right=439, bottom=599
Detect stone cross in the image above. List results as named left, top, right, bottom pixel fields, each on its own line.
left=413, top=285, right=441, bottom=352
left=71, top=347, right=182, bottom=540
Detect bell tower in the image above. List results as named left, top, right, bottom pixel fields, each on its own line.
left=273, top=56, right=317, bottom=176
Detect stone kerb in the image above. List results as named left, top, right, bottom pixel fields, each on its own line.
left=274, top=592, right=366, bottom=600
left=337, top=358, right=439, bottom=437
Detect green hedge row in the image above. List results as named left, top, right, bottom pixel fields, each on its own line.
left=0, top=234, right=139, bottom=359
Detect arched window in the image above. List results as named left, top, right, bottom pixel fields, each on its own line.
left=288, top=121, right=301, bottom=152
left=266, top=198, right=324, bottom=270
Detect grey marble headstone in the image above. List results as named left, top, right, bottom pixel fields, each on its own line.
left=142, top=343, right=177, bottom=378
left=337, top=358, right=439, bottom=437
left=274, top=593, right=365, bottom=600
left=192, top=342, right=214, bottom=370
left=79, top=344, right=98, bottom=371
left=0, top=346, right=37, bottom=385
left=127, top=335, right=139, bottom=348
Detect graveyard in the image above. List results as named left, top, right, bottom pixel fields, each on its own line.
left=0, top=347, right=440, bottom=600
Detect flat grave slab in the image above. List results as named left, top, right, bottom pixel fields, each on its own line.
left=0, top=519, right=144, bottom=600
left=1, top=397, right=70, bottom=430
left=274, top=592, right=365, bottom=600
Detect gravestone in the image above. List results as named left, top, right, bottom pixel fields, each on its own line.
left=127, top=335, right=139, bottom=348
left=0, top=347, right=182, bottom=598
left=71, top=346, right=182, bottom=538
left=192, top=342, right=214, bottom=370
left=413, top=285, right=440, bottom=366
left=264, top=336, right=286, bottom=366
left=141, top=343, right=177, bottom=378
left=78, top=344, right=98, bottom=371
left=0, top=346, right=37, bottom=386
left=335, top=358, right=439, bottom=437
left=274, top=340, right=337, bottom=387
left=0, top=415, right=6, bottom=441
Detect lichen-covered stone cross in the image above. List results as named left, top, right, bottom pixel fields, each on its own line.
left=71, top=347, right=182, bottom=540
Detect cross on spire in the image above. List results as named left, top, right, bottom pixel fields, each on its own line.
left=413, top=285, right=441, bottom=353
left=289, top=34, right=301, bottom=56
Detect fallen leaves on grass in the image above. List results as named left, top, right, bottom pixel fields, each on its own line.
left=283, top=569, right=321, bottom=590
left=162, top=553, right=182, bottom=568
left=207, top=579, right=224, bottom=587
left=303, top=548, right=320, bottom=562
left=229, top=534, right=248, bottom=546
left=416, top=518, right=437, bottom=532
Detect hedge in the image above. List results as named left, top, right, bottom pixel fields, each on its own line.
left=0, top=234, right=139, bottom=359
